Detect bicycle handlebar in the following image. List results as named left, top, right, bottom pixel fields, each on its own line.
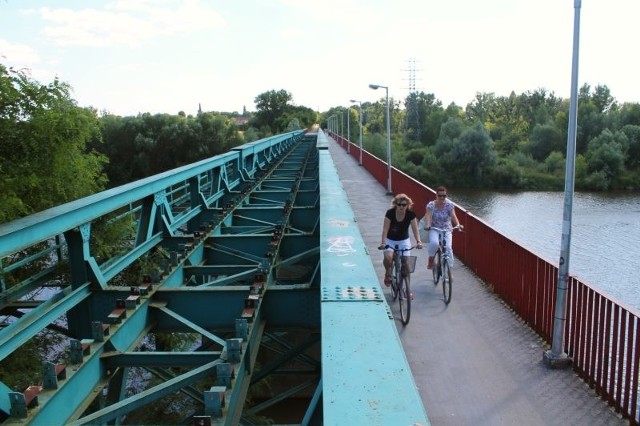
left=427, top=225, right=463, bottom=233
left=378, top=245, right=419, bottom=251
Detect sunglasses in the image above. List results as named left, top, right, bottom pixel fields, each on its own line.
left=437, top=194, right=447, bottom=198
left=396, top=203, right=407, bottom=207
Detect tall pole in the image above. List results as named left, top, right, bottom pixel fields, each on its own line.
left=359, top=106, right=363, bottom=165
left=347, top=109, right=351, bottom=154
left=384, top=87, right=391, bottom=194
left=351, top=100, right=363, bottom=166
left=544, top=0, right=581, bottom=368
left=369, top=84, right=392, bottom=194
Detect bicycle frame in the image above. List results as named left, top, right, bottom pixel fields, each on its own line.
left=381, top=244, right=415, bottom=325
left=430, top=226, right=461, bottom=304
left=431, top=225, right=461, bottom=266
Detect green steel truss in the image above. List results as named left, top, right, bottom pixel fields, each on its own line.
left=0, top=131, right=322, bottom=425
left=0, top=128, right=430, bottom=425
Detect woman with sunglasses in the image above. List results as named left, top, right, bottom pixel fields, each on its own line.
left=422, top=186, right=463, bottom=269
left=378, top=193, right=423, bottom=286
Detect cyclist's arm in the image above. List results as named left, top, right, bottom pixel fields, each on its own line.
left=450, top=208, right=463, bottom=230
left=410, top=217, right=423, bottom=247
left=380, top=217, right=391, bottom=248
left=422, top=208, right=433, bottom=230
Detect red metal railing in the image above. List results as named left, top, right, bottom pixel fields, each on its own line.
left=331, top=133, right=640, bottom=424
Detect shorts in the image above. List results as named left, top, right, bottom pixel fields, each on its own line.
left=382, top=237, right=412, bottom=255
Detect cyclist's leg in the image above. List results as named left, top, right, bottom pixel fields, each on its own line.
left=444, top=231, right=454, bottom=267
left=396, top=238, right=413, bottom=299
left=427, top=229, right=438, bottom=269
left=382, top=240, right=394, bottom=285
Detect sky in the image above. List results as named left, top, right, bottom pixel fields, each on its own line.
left=1, top=0, right=639, bottom=117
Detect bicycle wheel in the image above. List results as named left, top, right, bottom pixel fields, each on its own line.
left=432, top=250, right=441, bottom=286
left=442, top=260, right=452, bottom=304
left=399, top=274, right=411, bottom=325
left=390, top=263, right=398, bottom=301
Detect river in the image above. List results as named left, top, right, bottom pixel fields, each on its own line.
left=450, top=189, right=640, bottom=311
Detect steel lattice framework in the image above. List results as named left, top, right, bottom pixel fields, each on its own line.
left=0, top=128, right=428, bottom=425
left=0, top=131, right=325, bottom=425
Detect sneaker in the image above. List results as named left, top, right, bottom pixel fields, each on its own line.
left=427, top=256, right=433, bottom=269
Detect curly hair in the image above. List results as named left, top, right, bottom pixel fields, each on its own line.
left=391, top=193, right=414, bottom=209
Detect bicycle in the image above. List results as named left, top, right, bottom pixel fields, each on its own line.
left=380, top=245, right=417, bottom=326
left=430, top=225, right=462, bottom=304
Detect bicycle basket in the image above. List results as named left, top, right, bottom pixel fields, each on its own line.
left=404, top=256, right=417, bottom=273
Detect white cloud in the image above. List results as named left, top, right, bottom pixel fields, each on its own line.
left=3, top=0, right=640, bottom=115
left=35, top=1, right=226, bottom=48
left=0, top=39, right=41, bottom=65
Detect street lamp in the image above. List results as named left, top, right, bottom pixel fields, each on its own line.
left=328, top=115, right=336, bottom=136
left=350, top=99, right=363, bottom=166
left=346, top=108, right=350, bottom=154
left=369, top=84, right=392, bottom=194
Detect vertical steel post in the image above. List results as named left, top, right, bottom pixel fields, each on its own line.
left=544, top=0, right=581, bottom=368
left=347, top=108, right=350, bottom=154
left=384, top=87, right=391, bottom=194
left=350, top=99, right=363, bottom=165
left=358, top=104, right=363, bottom=165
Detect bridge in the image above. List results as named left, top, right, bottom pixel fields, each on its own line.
left=0, top=127, right=636, bottom=425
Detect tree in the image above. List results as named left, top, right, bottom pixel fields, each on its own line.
left=0, top=64, right=108, bottom=222
left=252, top=89, right=293, bottom=134
left=544, top=151, right=565, bottom=177
left=453, top=122, right=497, bottom=184
left=584, top=129, right=626, bottom=189
left=621, top=124, right=640, bottom=170
left=618, top=103, right=640, bottom=127
left=96, top=112, right=244, bottom=186
left=527, top=123, right=564, bottom=161
left=433, top=120, right=496, bottom=186
left=404, top=91, right=443, bottom=145
left=591, top=84, right=617, bottom=114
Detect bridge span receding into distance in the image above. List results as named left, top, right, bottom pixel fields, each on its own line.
left=0, top=126, right=634, bottom=425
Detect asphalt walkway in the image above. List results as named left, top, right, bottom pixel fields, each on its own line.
left=326, top=136, right=626, bottom=426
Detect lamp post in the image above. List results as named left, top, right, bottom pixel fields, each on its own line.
left=543, top=0, right=582, bottom=369
left=350, top=99, right=363, bottom=165
left=328, top=115, right=336, bottom=137
left=369, top=84, right=392, bottom=194
left=346, top=108, right=350, bottom=154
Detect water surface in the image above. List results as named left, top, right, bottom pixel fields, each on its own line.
left=451, top=190, right=640, bottom=310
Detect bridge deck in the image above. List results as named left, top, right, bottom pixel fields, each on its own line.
left=325, top=133, right=626, bottom=426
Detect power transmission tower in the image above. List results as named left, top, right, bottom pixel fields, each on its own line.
left=403, top=58, right=422, bottom=142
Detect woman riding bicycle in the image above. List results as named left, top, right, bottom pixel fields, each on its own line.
left=422, top=186, right=463, bottom=269
left=378, top=193, right=423, bottom=286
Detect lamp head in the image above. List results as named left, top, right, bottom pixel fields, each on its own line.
left=368, top=84, right=380, bottom=90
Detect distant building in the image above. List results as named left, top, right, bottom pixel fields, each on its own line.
left=234, top=116, right=249, bottom=126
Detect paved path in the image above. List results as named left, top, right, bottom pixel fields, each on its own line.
left=326, top=137, right=626, bottom=426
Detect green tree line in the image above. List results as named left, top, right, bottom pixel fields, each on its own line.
left=0, top=67, right=316, bottom=393
left=324, top=85, right=640, bottom=191
left=4, top=61, right=639, bottom=226
left=0, top=63, right=316, bottom=224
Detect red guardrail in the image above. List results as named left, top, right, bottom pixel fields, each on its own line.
left=330, top=132, right=640, bottom=424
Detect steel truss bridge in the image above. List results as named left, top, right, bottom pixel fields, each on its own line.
left=0, top=128, right=427, bottom=425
